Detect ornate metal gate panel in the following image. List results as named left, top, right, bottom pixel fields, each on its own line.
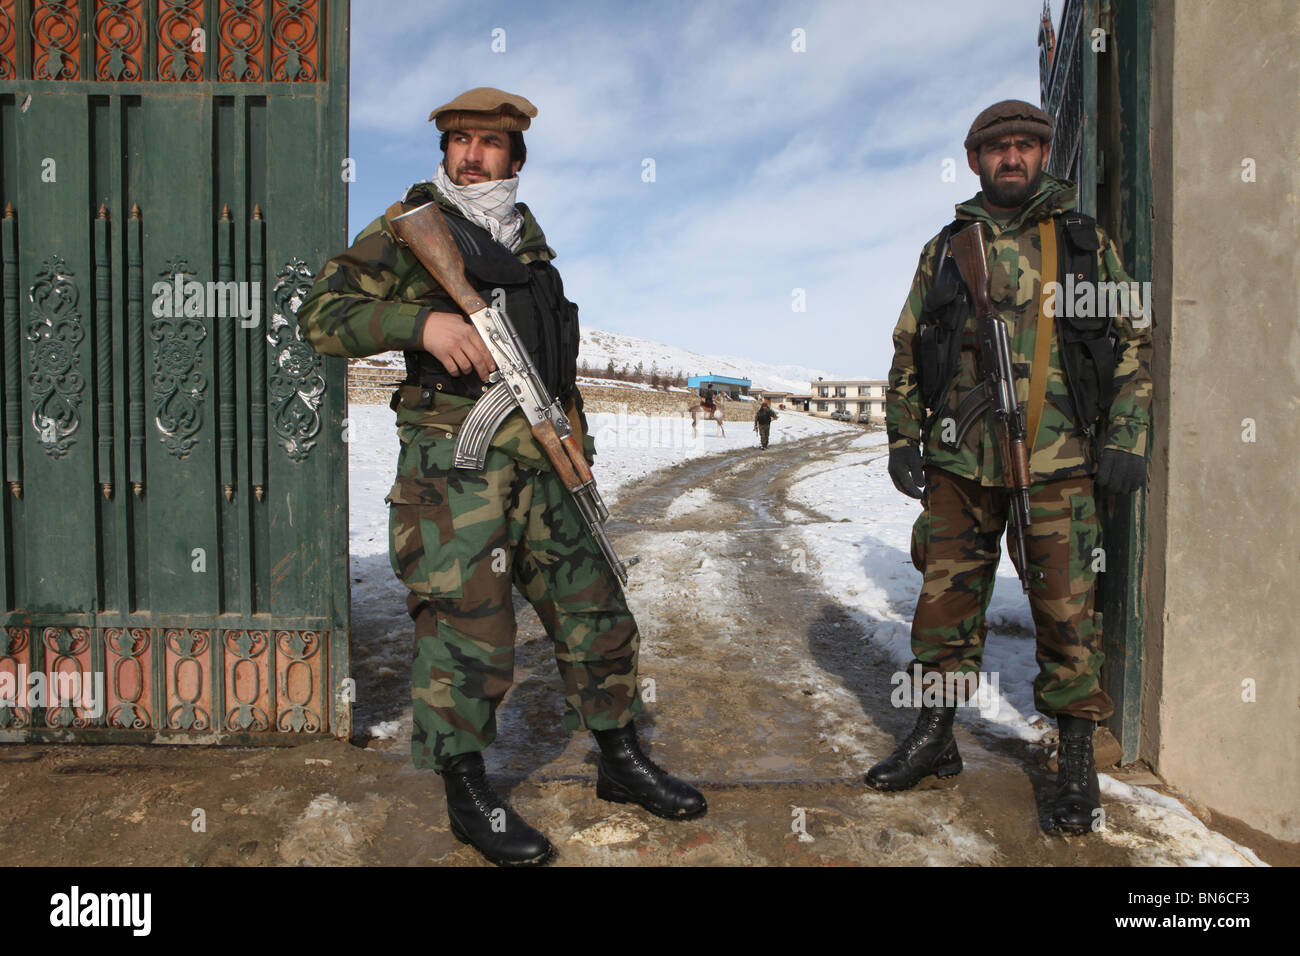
left=0, top=0, right=350, bottom=742
left=1040, top=0, right=1149, bottom=762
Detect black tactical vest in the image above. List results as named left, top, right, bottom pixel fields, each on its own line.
left=914, top=211, right=1118, bottom=436
left=400, top=203, right=580, bottom=403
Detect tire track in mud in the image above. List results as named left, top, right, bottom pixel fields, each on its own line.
left=490, top=427, right=1154, bottom=864
left=608, top=429, right=891, bottom=782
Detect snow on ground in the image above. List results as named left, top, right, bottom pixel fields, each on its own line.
left=346, top=405, right=403, bottom=562
left=345, top=404, right=850, bottom=558
left=785, top=431, right=1041, bottom=739
left=343, top=403, right=853, bottom=736
left=582, top=407, right=851, bottom=508
left=784, top=431, right=1262, bottom=866
left=347, top=403, right=1261, bottom=865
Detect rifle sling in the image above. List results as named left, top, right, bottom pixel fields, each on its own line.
left=1026, top=218, right=1058, bottom=451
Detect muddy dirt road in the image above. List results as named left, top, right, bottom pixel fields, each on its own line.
left=0, top=431, right=1262, bottom=866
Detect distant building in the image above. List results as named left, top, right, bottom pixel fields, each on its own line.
left=807, top=379, right=887, bottom=421
left=755, top=389, right=795, bottom=409
left=687, top=374, right=751, bottom=399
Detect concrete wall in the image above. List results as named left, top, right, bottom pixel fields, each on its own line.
left=1145, top=0, right=1300, bottom=841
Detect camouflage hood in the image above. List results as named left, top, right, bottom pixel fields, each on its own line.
left=954, top=173, right=1077, bottom=232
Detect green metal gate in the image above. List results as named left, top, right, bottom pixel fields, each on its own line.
left=0, top=0, right=350, bottom=742
left=1040, top=0, right=1151, bottom=763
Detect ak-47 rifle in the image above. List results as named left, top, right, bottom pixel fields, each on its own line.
left=947, top=223, right=1035, bottom=592
left=387, top=201, right=637, bottom=584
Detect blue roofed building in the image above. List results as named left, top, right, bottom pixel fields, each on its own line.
left=687, top=375, right=752, bottom=400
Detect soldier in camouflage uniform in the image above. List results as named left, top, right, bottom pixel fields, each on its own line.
left=867, top=100, right=1152, bottom=835
left=754, top=399, right=778, bottom=449
left=295, top=88, right=705, bottom=866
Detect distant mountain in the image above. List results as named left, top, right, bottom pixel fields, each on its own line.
left=349, top=327, right=847, bottom=395
left=579, top=328, right=839, bottom=394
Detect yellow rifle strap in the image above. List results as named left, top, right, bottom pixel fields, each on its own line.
left=1027, top=218, right=1058, bottom=451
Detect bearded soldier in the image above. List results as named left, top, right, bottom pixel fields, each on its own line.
left=295, top=88, right=705, bottom=866
left=872, top=100, right=1152, bottom=834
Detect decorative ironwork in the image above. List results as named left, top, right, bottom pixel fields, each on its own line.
left=156, top=0, right=203, bottom=81
left=31, top=0, right=80, bottom=80
left=217, top=0, right=263, bottom=81
left=0, top=0, right=17, bottom=80
left=1041, top=0, right=1083, bottom=182
left=0, top=626, right=31, bottom=729
left=216, top=205, right=235, bottom=500
left=270, top=0, right=318, bottom=81
left=95, top=0, right=144, bottom=80
left=94, top=205, right=114, bottom=498
left=268, top=258, right=324, bottom=462
left=250, top=205, right=267, bottom=498
left=224, top=629, right=269, bottom=731
left=275, top=629, right=320, bottom=732
left=41, top=625, right=93, bottom=729
left=27, top=256, right=85, bottom=459
left=164, top=628, right=210, bottom=731
left=151, top=259, right=207, bottom=458
left=105, top=627, right=151, bottom=730
left=127, top=204, right=145, bottom=493
left=3, top=204, right=21, bottom=497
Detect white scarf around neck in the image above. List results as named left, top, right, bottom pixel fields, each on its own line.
left=433, top=161, right=524, bottom=251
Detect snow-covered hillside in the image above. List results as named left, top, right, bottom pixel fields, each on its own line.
left=579, top=328, right=838, bottom=394
left=347, top=327, right=849, bottom=396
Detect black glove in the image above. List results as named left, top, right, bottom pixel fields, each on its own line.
left=1095, top=448, right=1146, bottom=495
left=888, top=444, right=926, bottom=499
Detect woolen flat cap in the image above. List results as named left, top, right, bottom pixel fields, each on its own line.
left=964, top=99, right=1054, bottom=150
left=428, top=87, right=538, bottom=131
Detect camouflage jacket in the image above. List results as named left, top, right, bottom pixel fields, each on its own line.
left=755, top=406, right=777, bottom=426
left=885, top=175, right=1152, bottom=486
left=295, top=182, right=596, bottom=471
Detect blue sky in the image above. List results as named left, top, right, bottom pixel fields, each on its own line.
left=347, top=0, right=1052, bottom=378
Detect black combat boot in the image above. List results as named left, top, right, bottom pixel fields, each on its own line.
left=441, top=752, right=554, bottom=866
left=1050, top=714, right=1102, bottom=834
left=593, top=723, right=707, bottom=820
left=864, top=703, right=962, bottom=791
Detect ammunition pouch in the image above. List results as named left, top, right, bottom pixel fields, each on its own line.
left=914, top=272, right=968, bottom=412
left=1055, top=213, right=1117, bottom=432
left=390, top=384, right=437, bottom=412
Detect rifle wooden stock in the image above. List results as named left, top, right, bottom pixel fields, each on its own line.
left=948, top=223, right=994, bottom=319
left=1008, top=437, right=1031, bottom=489
left=530, top=420, right=581, bottom=490
left=385, top=201, right=487, bottom=316
left=561, top=434, right=594, bottom=485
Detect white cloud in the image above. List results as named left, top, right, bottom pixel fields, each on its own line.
left=346, top=0, right=1054, bottom=374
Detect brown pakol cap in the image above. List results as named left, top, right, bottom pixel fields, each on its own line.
left=428, top=87, right=538, bottom=132
left=964, top=99, right=1053, bottom=150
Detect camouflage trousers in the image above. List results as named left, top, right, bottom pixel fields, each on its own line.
left=908, top=466, right=1112, bottom=720
left=386, top=425, right=643, bottom=772
left=757, top=422, right=771, bottom=448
